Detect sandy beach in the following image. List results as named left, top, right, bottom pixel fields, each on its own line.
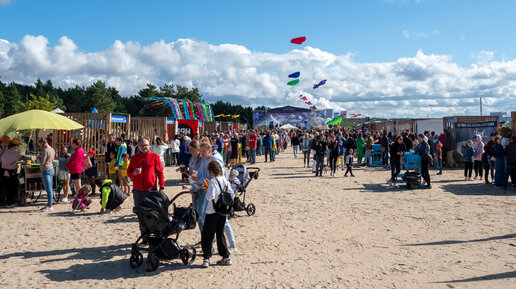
left=1, top=148, right=515, bottom=289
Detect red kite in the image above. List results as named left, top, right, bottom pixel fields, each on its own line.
left=291, top=36, right=306, bottom=45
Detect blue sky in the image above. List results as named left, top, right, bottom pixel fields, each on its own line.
left=2, top=0, right=514, bottom=65
left=1, top=0, right=515, bottom=117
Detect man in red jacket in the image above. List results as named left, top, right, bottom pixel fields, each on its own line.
left=127, top=137, right=165, bottom=205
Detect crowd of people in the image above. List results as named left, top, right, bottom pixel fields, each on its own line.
left=1, top=124, right=516, bottom=270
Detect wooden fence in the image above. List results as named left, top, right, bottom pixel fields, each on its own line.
left=395, top=119, right=413, bottom=132
left=129, top=117, right=168, bottom=143
left=203, top=121, right=218, bottom=134
left=52, top=113, right=131, bottom=178
left=512, top=111, right=516, bottom=136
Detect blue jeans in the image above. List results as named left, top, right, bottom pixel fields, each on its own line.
left=248, top=148, right=256, bottom=164
left=504, top=164, right=516, bottom=189
left=271, top=150, right=276, bottom=161
left=293, top=145, right=299, bottom=157
left=224, top=219, right=236, bottom=248
left=315, top=155, right=324, bottom=175
left=193, top=189, right=207, bottom=233
left=495, top=157, right=505, bottom=186
left=264, top=146, right=272, bottom=161
left=41, top=168, right=54, bottom=207
left=382, top=151, right=389, bottom=166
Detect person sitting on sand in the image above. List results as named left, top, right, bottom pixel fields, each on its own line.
left=94, top=177, right=128, bottom=214
left=72, top=185, right=92, bottom=213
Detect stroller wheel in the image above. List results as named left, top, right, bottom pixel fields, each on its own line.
left=246, top=203, right=256, bottom=216
left=129, top=251, right=143, bottom=268
left=180, top=245, right=197, bottom=265
left=254, top=172, right=259, bottom=179
left=229, top=208, right=235, bottom=219
left=145, top=253, right=159, bottom=272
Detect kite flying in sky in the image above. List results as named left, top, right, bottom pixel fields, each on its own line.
left=313, top=79, right=327, bottom=89
left=287, top=79, right=300, bottom=86
left=288, top=72, right=300, bottom=78
left=290, top=36, right=306, bottom=45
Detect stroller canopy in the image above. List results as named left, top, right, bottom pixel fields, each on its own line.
left=134, top=191, right=171, bottom=223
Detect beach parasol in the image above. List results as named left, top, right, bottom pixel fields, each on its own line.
left=326, top=116, right=343, bottom=125
left=0, top=109, right=84, bottom=134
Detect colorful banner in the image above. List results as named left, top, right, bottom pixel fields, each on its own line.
left=253, top=110, right=267, bottom=128
left=176, top=119, right=199, bottom=136
left=267, top=112, right=311, bottom=129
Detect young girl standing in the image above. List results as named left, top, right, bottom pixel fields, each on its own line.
left=201, top=161, right=234, bottom=268
left=58, top=147, right=71, bottom=202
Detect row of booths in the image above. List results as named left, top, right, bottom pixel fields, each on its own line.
left=51, top=113, right=247, bottom=177
left=363, top=114, right=516, bottom=167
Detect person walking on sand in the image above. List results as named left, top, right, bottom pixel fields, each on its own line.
left=388, top=136, right=406, bottom=187
left=127, top=137, right=165, bottom=233
left=301, top=133, right=311, bottom=168
left=328, top=135, right=339, bottom=176
left=472, top=134, right=484, bottom=180
left=66, top=138, right=85, bottom=200
left=38, top=138, right=56, bottom=211
left=415, top=134, right=432, bottom=189
left=462, top=140, right=474, bottom=181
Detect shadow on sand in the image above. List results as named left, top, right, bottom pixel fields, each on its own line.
left=436, top=270, right=516, bottom=283
left=403, top=233, right=516, bottom=246
left=441, top=183, right=516, bottom=196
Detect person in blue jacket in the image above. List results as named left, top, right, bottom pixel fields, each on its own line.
left=462, top=140, right=474, bottom=181
left=178, top=136, right=191, bottom=182
left=263, top=132, right=273, bottom=162
left=414, top=134, right=431, bottom=189
left=493, top=136, right=506, bottom=187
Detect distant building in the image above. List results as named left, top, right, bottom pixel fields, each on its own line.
left=341, top=110, right=347, bottom=119
left=490, top=112, right=509, bottom=122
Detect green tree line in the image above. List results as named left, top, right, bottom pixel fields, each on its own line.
left=0, top=79, right=264, bottom=125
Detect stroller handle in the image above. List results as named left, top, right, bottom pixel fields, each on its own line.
left=170, top=191, right=192, bottom=204
left=245, top=167, right=261, bottom=172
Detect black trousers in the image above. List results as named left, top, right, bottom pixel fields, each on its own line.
left=0, top=170, right=18, bottom=206
left=473, top=160, right=483, bottom=178
left=483, top=164, right=490, bottom=181
left=303, top=151, right=310, bottom=166
left=421, top=158, right=431, bottom=186
left=201, top=213, right=230, bottom=260
left=390, top=157, right=401, bottom=181
left=464, top=162, right=473, bottom=178
left=344, top=164, right=353, bottom=176
left=329, top=156, right=338, bottom=174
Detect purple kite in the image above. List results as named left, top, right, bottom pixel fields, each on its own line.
left=313, top=79, right=327, bottom=89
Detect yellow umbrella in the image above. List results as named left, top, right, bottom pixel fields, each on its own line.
left=0, top=109, right=83, bottom=134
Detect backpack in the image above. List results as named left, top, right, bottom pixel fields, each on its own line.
left=212, top=178, right=234, bottom=216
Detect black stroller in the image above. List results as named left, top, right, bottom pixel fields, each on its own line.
left=131, top=191, right=198, bottom=272
left=229, top=164, right=260, bottom=218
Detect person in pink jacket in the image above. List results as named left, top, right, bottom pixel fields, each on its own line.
left=66, top=138, right=85, bottom=196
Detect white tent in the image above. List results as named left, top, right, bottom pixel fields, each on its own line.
left=50, top=108, right=65, bottom=114
left=280, top=124, right=297, bottom=130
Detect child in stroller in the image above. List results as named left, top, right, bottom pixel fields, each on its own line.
left=130, top=190, right=198, bottom=272
left=228, top=164, right=260, bottom=217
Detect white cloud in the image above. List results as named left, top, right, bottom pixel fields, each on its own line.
left=1, top=35, right=516, bottom=118
left=402, top=29, right=441, bottom=39
left=0, top=0, right=14, bottom=6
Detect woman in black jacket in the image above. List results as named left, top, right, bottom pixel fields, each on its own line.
left=328, top=135, right=339, bottom=176
left=388, top=136, right=407, bottom=187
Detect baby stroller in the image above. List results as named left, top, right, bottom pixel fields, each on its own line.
left=229, top=164, right=260, bottom=218
left=131, top=191, right=198, bottom=272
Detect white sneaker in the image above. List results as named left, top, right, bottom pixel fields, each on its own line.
left=41, top=206, right=53, bottom=212
left=387, top=179, right=393, bottom=187
left=202, top=259, right=210, bottom=268
left=465, top=177, right=468, bottom=181
left=216, top=257, right=232, bottom=266
left=72, top=209, right=76, bottom=214
left=61, top=198, right=69, bottom=203
left=228, top=246, right=238, bottom=254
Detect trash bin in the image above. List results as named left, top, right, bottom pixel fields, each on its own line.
left=403, top=172, right=420, bottom=190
